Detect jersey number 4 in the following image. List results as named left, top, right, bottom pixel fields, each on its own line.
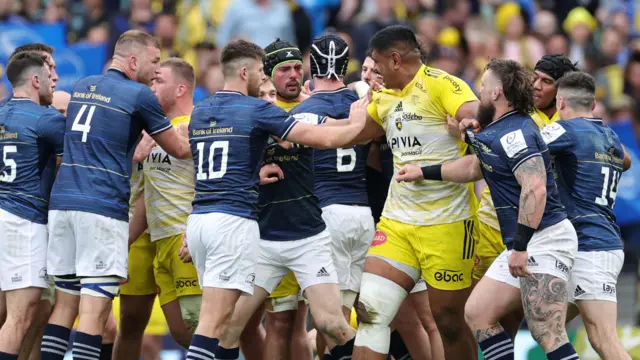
left=71, top=104, right=96, bottom=143
left=0, top=146, right=16, bottom=183
left=196, top=141, right=229, bottom=180
left=596, top=166, right=621, bottom=208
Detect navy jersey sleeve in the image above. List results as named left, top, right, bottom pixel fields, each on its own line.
left=136, top=86, right=172, bottom=136
left=37, top=110, right=66, bottom=155
left=540, top=121, right=575, bottom=155
left=496, top=127, right=544, bottom=173
left=253, top=102, right=298, bottom=139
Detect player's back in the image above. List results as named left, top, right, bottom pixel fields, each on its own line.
left=301, top=88, right=369, bottom=208
left=0, top=98, right=65, bottom=224
left=471, top=111, right=566, bottom=245
left=190, top=90, right=296, bottom=220
left=50, top=69, right=172, bottom=221
left=542, top=118, right=624, bottom=251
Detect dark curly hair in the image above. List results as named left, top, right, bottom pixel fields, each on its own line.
left=485, top=58, right=535, bottom=115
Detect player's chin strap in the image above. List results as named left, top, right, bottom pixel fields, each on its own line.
left=310, top=40, right=348, bottom=80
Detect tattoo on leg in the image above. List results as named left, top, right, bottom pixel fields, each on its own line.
left=475, top=323, right=505, bottom=343
left=520, top=273, right=569, bottom=352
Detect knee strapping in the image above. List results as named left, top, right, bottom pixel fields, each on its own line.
left=179, top=295, right=202, bottom=331
left=341, top=290, right=358, bottom=309
left=268, top=294, right=298, bottom=313
left=353, top=273, right=407, bottom=354
left=54, top=275, right=81, bottom=296
left=80, top=277, right=120, bottom=299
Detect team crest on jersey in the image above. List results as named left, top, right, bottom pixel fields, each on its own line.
left=395, top=118, right=403, bottom=131
left=89, top=85, right=96, bottom=92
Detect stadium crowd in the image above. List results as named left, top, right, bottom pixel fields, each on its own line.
left=0, top=0, right=640, bottom=360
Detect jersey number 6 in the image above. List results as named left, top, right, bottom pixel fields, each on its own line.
left=196, top=141, right=229, bottom=180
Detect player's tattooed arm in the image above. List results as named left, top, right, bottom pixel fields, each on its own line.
left=514, top=156, right=547, bottom=228
left=520, top=273, right=570, bottom=351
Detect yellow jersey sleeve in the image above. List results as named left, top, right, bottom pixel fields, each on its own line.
left=129, top=163, right=144, bottom=219
left=367, top=93, right=382, bottom=126
left=476, top=186, right=500, bottom=231
left=430, top=72, right=478, bottom=118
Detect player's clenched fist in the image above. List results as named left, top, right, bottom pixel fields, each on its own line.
left=508, top=250, right=532, bottom=278
left=395, top=164, right=425, bottom=182
left=259, top=163, right=284, bottom=185
left=459, top=118, right=481, bottom=133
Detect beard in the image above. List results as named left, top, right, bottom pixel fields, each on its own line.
left=247, top=76, right=262, bottom=98
left=477, top=101, right=496, bottom=129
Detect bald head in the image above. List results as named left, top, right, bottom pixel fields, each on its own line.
left=52, top=91, right=71, bottom=116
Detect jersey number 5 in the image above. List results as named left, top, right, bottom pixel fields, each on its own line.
left=0, top=146, right=16, bottom=183
left=72, top=104, right=96, bottom=143
left=196, top=141, right=229, bottom=180
left=337, top=148, right=356, bottom=172
left=596, top=166, right=621, bottom=208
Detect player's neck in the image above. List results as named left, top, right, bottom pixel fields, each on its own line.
left=561, top=109, right=593, bottom=120
left=109, top=59, right=135, bottom=81
left=396, top=62, right=423, bottom=90
left=222, top=80, right=248, bottom=96
left=166, top=100, right=193, bottom=120
left=493, top=104, right=513, bottom=121
left=277, top=93, right=300, bottom=103
left=313, top=78, right=345, bottom=92
left=540, top=106, right=557, bottom=119
left=12, top=88, right=39, bottom=105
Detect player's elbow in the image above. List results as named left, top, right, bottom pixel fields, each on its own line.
left=624, top=153, right=632, bottom=172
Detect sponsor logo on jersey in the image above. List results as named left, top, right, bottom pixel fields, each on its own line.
left=371, top=230, right=387, bottom=247
left=555, top=260, right=569, bottom=274
left=219, top=273, right=230, bottom=281
left=389, top=136, right=422, bottom=150
left=443, top=75, right=462, bottom=94
left=0, top=126, right=18, bottom=139
left=175, top=278, right=198, bottom=289
left=316, top=267, right=330, bottom=277
left=414, top=81, right=427, bottom=94
left=527, top=256, right=538, bottom=267
left=11, top=273, right=22, bottom=283
left=434, top=269, right=463, bottom=283
left=574, top=285, right=586, bottom=298
left=396, top=118, right=403, bottom=131
left=602, top=283, right=616, bottom=295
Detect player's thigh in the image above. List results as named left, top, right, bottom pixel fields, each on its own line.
left=525, top=219, right=578, bottom=281
left=464, top=270, right=522, bottom=328
left=72, top=211, right=129, bottom=280
left=576, top=299, right=619, bottom=340
left=472, top=221, right=505, bottom=281
left=287, top=230, right=339, bottom=294
left=413, top=219, right=476, bottom=291
left=120, top=233, right=157, bottom=296
left=47, top=210, right=76, bottom=276
left=187, top=213, right=260, bottom=295
left=567, top=250, right=623, bottom=305
left=254, top=240, right=295, bottom=297
left=0, top=209, right=49, bottom=292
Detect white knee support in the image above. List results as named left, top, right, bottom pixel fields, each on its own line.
left=179, top=295, right=202, bottom=328
left=54, top=276, right=81, bottom=296
left=354, top=273, right=408, bottom=354
left=341, top=289, right=358, bottom=309
left=268, top=294, right=299, bottom=313
left=80, top=277, right=120, bottom=299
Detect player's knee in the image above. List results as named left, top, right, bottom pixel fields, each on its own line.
left=464, top=298, right=481, bottom=329
left=179, top=295, right=201, bottom=334
left=584, top=321, right=616, bottom=355
left=432, top=306, right=464, bottom=344
left=80, top=276, right=120, bottom=299
left=354, top=273, right=407, bottom=353
left=54, top=275, right=81, bottom=296
left=266, top=310, right=295, bottom=338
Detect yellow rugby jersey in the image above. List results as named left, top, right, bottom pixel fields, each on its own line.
left=276, top=99, right=299, bottom=112
left=367, top=65, right=478, bottom=226
left=477, top=108, right=558, bottom=229
left=129, top=162, right=144, bottom=219
left=143, top=115, right=195, bottom=241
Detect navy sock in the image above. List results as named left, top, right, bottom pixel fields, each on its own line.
left=479, top=330, right=514, bottom=360
left=186, top=334, right=218, bottom=360
left=0, top=352, right=18, bottom=360
left=323, top=337, right=355, bottom=360
left=99, top=343, right=113, bottom=360
left=72, top=332, right=103, bottom=360
left=215, top=345, right=240, bottom=359
left=41, top=324, right=71, bottom=360
left=389, top=330, right=411, bottom=359
left=547, top=343, right=579, bottom=360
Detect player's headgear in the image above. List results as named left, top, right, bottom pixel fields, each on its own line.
left=264, top=39, right=302, bottom=78
left=534, top=54, right=578, bottom=81
left=310, top=34, right=349, bottom=80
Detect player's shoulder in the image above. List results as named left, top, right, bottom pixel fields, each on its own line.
left=421, top=66, right=462, bottom=87
left=39, top=106, right=65, bottom=121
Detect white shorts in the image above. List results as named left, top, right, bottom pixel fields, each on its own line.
left=486, top=219, right=578, bottom=288
left=568, top=250, right=624, bottom=304
left=410, top=278, right=427, bottom=294
left=187, top=213, right=260, bottom=295
left=47, top=210, right=128, bottom=280
left=255, top=230, right=338, bottom=294
left=322, top=204, right=375, bottom=292
left=0, top=209, right=49, bottom=291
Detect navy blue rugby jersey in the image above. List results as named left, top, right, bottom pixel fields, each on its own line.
left=467, top=110, right=567, bottom=247
left=0, top=98, right=65, bottom=224
left=190, top=91, right=298, bottom=220
left=541, top=118, right=624, bottom=251
left=49, top=69, right=172, bottom=221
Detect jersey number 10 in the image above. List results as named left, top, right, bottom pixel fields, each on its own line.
left=196, top=141, right=229, bottom=180
left=596, top=166, right=621, bottom=208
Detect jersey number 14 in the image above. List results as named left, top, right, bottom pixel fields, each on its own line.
left=596, top=166, right=621, bottom=208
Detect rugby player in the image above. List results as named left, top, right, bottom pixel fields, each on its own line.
left=261, top=39, right=312, bottom=360
left=41, top=30, right=191, bottom=360
left=342, top=26, right=480, bottom=360
left=185, top=39, right=368, bottom=360
left=398, top=58, right=580, bottom=360
left=0, top=51, right=64, bottom=360
left=541, top=71, right=631, bottom=359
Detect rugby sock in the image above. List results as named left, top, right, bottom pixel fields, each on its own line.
left=546, top=343, right=579, bottom=360
left=41, top=324, right=71, bottom=360
left=99, top=343, right=113, bottom=360
left=389, top=330, right=412, bottom=359
left=0, top=352, right=18, bottom=360
left=479, top=330, right=514, bottom=360
left=215, top=345, right=240, bottom=359
left=323, top=337, right=355, bottom=360
left=72, top=332, right=102, bottom=360
left=186, top=334, right=218, bottom=360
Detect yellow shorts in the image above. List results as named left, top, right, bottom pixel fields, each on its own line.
left=120, top=233, right=157, bottom=296
left=350, top=307, right=358, bottom=329
left=368, top=217, right=477, bottom=291
left=154, top=234, right=202, bottom=306
left=268, top=271, right=300, bottom=299
left=73, top=297, right=169, bottom=336
left=472, top=221, right=505, bottom=280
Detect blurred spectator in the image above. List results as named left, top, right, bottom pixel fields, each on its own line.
left=532, top=10, right=558, bottom=41
left=625, top=50, right=640, bottom=100
left=68, top=0, right=109, bottom=44
left=353, top=0, right=406, bottom=61
left=564, top=6, right=598, bottom=69
left=545, top=32, right=570, bottom=56
left=203, top=64, right=224, bottom=95
left=175, top=0, right=231, bottom=55
left=288, top=0, right=312, bottom=52
left=108, top=0, right=155, bottom=57
left=216, top=0, right=295, bottom=48
left=593, top=27, right=625, bottom=105
left=154, top=12, right=179, bottom=58
left=496, top=2, right=544, bottom=69
left=416, top=13, right=441, bottom=54
left=438, top=0, right=471, bottom=30
left=42, top=0, right=68, bottom=24
left=17, top=0, right=43, bottom=22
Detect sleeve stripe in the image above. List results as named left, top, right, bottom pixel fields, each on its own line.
left=279, top=117, right=298, bottom=140
left=147, top=122, right=173, bottom=136
left=512, top=152, right=542, bottom=173
left=319, top=116, right=328, bottom=125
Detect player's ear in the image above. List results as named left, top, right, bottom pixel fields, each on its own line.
left=175, top=84, right=186, bottom=98
left=31, top=73, right=40, bottom=90
left=129, top=54, right=138, bottom=73
left=239, top=66, right=248, bottom=82
left=591, top=99, right=596, bottom=111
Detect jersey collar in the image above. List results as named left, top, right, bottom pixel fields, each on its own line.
left=9, top=97, right=33, bottom=102
left=217, top=90, right=244, bottom=96
left=107, top=67, right=130, bottom=80
left=312, top=87, right=349, bottom=95
left=584, top=117, right=603, bottom=123
left=483, top=110, right=519, bottom=130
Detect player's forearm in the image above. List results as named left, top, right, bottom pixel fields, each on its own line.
left=320, top=122, right=366, bottom=149
left=513, top=156, right=547, bottom=251
left=133, top=131, right=156, bottom=163
left=437, top=155, right=483, bottom=183
left=129, top=193, right=148, bottom=247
